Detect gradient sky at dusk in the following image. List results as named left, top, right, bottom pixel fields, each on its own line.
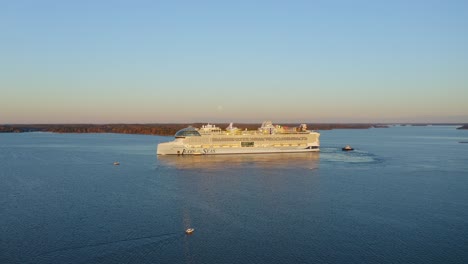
left=1, top=0, right=467, bottom=123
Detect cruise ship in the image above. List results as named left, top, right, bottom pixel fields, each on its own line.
left=157, top=121, right=320, bottom=155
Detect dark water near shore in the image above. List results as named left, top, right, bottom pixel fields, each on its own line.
left=1, top=126, right=468, bottom=263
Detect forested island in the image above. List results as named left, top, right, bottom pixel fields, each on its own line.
left=2, top=123, right=466, bottom=135
left=0, top=123, right=389, bottom=136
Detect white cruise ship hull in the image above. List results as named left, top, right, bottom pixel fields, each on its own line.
left=157, top=134, right=320, bottom=155
left=157, top=142, right=319, bottom=155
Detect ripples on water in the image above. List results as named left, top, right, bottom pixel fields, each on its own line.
left=1, top=127, right=468, bottom=263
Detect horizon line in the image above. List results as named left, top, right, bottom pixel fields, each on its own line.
left=2, top=122, right=466, bottom=126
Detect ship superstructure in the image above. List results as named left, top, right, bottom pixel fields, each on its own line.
left=157, top=121, right=320, bottom=155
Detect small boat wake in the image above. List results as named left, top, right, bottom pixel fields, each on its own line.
left=319, top=147, right=382, bottom=164
left=30, top=231, right=184, bottom=263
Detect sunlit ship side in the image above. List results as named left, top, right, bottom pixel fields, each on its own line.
left=157, top=121, right=320, bottom=155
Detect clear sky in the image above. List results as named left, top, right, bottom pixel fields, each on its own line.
left=1, top=0, right=467, bottom=124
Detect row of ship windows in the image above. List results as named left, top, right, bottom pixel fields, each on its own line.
left=187, top=143, right=309, bottom=148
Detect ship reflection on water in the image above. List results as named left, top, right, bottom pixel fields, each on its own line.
left=157, top=152, right=320, bottom=170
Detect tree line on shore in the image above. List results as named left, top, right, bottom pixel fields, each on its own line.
left=0, top=123, right=393, bottom=135
left=3, top=123, right=467, bottom=135
left=2, top=123, right=465, bottom=135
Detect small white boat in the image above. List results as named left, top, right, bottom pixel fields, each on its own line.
left=113, top=162, right=120, bottom=165
left=342, top=145, right=354, bottom=151
left=185, top=228, right=195, bottom=234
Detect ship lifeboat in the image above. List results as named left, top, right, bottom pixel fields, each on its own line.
left=342, top=145, right=354, bottom=151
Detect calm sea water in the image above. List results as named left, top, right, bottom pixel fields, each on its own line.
left=1, top=126, right=468, bottom=264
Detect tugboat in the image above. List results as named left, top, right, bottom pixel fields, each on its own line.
left=342, top=145, right=354, bottom=151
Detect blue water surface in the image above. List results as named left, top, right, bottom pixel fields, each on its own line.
left=1, top=126, right=467, bottom=264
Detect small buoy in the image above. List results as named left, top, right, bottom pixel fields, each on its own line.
left=113, top=162, right=120, bottom=165
left=185, top=228, right=194, bottom=234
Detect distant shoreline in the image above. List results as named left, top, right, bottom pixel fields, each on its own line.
left=0, top=123, right=386, bottom=136
left=1, top=123, right=466, bottom=136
